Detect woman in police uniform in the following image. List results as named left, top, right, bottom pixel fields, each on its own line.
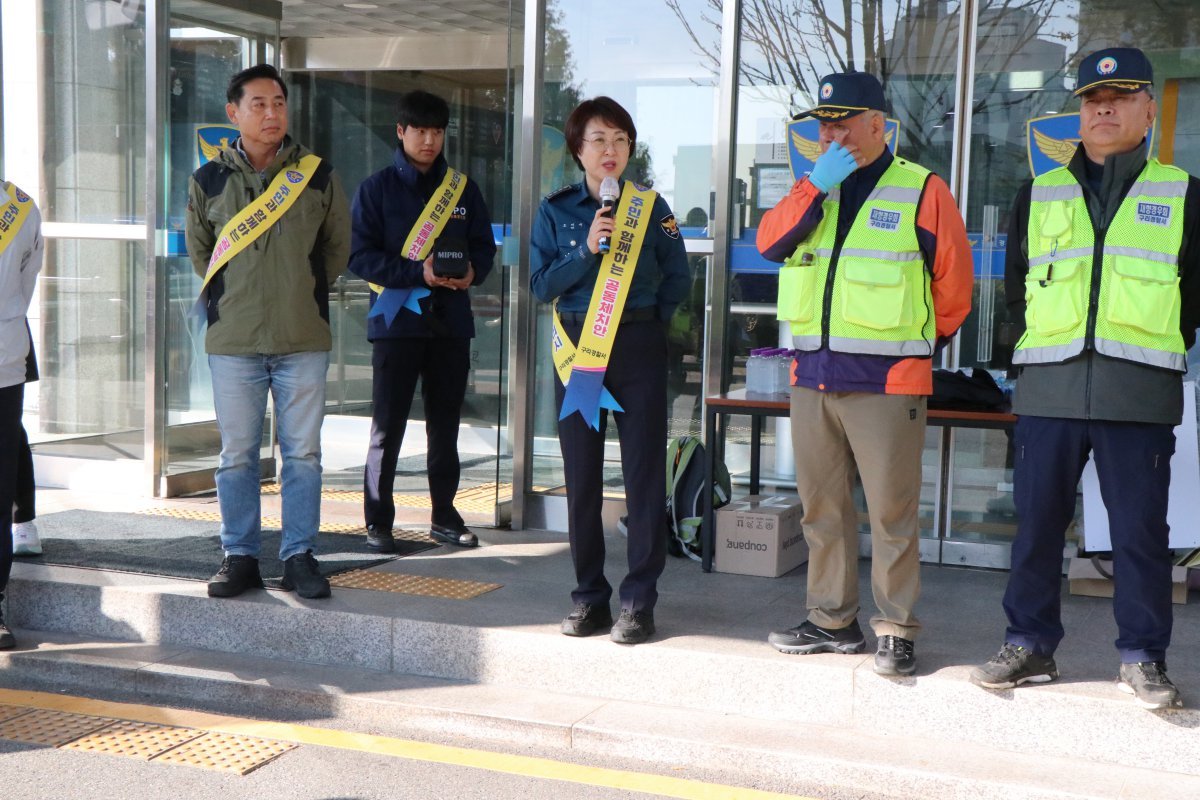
left=530, top=97, right=690, bottom=645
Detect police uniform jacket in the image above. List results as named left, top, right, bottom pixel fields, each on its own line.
left=1006, top=142, right=1200, bottom=425
left=530, top=181, right=690, bottom=320
left=0, top=185, right=41, bottom=390
left=185, top=137, right=350, bottom=356
left=348, top=149, right=496, bottom=341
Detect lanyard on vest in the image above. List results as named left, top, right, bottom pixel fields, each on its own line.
left=368, top=168, right=468, bottom=326
left=0, top=182, right=34, bottom=259
left=555, top=181, right=657, bottom=430
left=198, top=154, right=322, bottom=298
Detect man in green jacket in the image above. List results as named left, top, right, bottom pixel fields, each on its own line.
left=185, top=64, right=350, bottom=600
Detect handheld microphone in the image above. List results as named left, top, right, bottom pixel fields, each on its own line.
left=598, top=176, right=619, bottom=254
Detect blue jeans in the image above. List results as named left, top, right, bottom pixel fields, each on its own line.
left=209, top=352, right=328, bottom=561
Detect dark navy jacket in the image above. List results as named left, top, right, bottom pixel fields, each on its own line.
left=349, top=148, right=496, bottom=340
left=530, top=181, right=689, bottom=319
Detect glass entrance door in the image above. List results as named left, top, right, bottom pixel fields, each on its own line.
left=158, top=1, right=280, bottom=494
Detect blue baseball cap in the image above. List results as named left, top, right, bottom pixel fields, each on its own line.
left=793, top=72, right=888, bottom=121
left=1074, top=47, right=1154, bottom=96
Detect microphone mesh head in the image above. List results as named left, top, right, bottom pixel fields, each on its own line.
left=600, top=176, right=620, bottom=201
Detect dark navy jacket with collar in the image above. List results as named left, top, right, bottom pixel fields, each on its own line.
left=530, top=181, right=689, bottom=319
left=348, top=148, right=496, bottom=340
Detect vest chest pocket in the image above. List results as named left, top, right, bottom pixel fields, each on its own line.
left=1104, top=254, right=1180, bottom=336
left=1025, top=258, right=1085, bottom=336
left=777, top=261, right=818, bottom=323
left=839, top=259, right=912, bottom=331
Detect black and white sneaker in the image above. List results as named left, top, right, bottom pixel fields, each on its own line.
left=767, top=619, right=866, bottom=655
left=970, top=643, right=1059, bottom=689
left=874, top=635, right=916, bottom=676
left=1118, top=661, right=1183, bottom=710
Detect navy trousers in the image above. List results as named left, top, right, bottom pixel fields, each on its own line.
left=556, top=319, right=668, bottom=613
left=364, top=337, right=471, bottom=531
left=1004, top=415, right=1175, bottom=663
left=0, top=383, right=24, bottom=601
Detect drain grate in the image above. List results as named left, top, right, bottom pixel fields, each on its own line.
left=0, top=709, right=116, bottom=747
left=151, top=731, right=296, bottom=775
left=64, top=719, right=205, bottom=760
left=329, top=570, right=502, bottom=600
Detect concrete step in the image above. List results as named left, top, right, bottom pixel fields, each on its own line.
left=8, top=560, right=1200, bottom=783
left=2, top=628, right=1198, bottom=800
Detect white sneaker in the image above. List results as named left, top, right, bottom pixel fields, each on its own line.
left=12, top=521, right=41, bottom=556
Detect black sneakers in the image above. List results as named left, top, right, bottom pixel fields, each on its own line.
left=1118, top=661, right=1183, bottom=710
left=366, top=525, right=397, bottom=554
left=560, top=603, right=613, bottom=637
left=970, top=643, right=1059, bottom=689
left=207, top=555, right=265, bottom=598
left=611, top=609, right=655, bottom=645
left=875, top=635, right=917, bottom=676
left=430, top=522, right=478, bottom=548
left=768, top=619, right=866, bottom=655
left=281, top=551, right=332, bottom=599
left=0, top=609, right=14, bottom=650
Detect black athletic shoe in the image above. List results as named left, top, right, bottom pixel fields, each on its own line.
left=560, top=603, right=614, bottom=637
left=874, top=635, right=917, bottom=676
left=611, top=609, right=655, bottom=645
left=768, top=619, right=866, bottom=655
left=0, top=614, right=14, bottom=650
left=207, top=555, right=265, bottom=598
left=970, top=643, right=1059, bottom=689
left=280, top=551, right=331, bottom=599
left=366, top=525, right=397, bottom=554
left=1118, top=661, right=1183, bottom=710
left=430, top=522, right=478, bottom=548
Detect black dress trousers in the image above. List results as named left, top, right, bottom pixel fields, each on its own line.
left=0, top=383, right=25, bottom=599
left=364, top=336, right=471, bottom=531
left=556, top=318, right=668, bottom=613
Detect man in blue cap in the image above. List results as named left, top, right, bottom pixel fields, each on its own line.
left=758, top=72, right=973, bottom=676
left=971, top=47, right=1200, bottom=710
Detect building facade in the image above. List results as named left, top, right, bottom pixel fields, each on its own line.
left=4, top=0, right=1200, bottom=568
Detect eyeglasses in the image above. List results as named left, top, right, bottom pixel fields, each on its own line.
left=583, top=135, right=632, bottom=152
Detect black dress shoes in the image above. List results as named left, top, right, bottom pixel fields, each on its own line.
left=561, top=603, right=614, bottom=637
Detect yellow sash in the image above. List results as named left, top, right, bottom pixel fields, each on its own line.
left=0, top=182, right=35, bottom=259
left=555, top=182, right=657, bottom=427
left=198, top=154, right=322, bottom=295
left=367, top=167, right=467, bottom=296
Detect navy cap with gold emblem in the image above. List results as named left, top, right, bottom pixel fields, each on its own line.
left=793, top=72, right=888, bottom=121
left=1073, top=47, right=1154, bottom=96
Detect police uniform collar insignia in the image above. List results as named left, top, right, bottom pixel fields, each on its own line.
left=544, top=184, right=574, bottom=201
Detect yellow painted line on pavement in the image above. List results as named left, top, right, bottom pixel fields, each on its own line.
left=0, top=688, right=811, bottom=799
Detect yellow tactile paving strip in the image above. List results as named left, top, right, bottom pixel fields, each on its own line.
left=0, top=702, right=297, bottom=776
left=259, top=481, right=512, bottom=513
left=130, top=507, right=429, bottom=542
left=329, top=570, right=502, bottom=600
left=0, top=689, right=808, bottom=799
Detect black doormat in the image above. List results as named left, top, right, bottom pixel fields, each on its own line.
left=24, top=510, right=437, bottom=587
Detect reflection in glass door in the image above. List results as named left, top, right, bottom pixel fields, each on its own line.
left=159, top=2, right=281, bottom=493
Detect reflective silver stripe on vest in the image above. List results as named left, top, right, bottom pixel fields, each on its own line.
left=792, top=334, right=823, bottom=352
left=1027, top=247, right=1092, bottom=268
left=1095, top=338, right=1187, bottom=372
left=1031, top=184, right=1084, bottom=203
left=838, top=248, right=923, bottom=263
left=1126, top=178, right=1189, bottom=200
left=867, top=185, right=923, bottom=204
left=814, top=248, right=836, bottom=258
left=1011, top=339, right=1086, bottom=365
left=827, top=336, right=933, bottom=357
left=1104, top=245, right=1179, bottom=267
left=827, top=188, right=841, bottom=202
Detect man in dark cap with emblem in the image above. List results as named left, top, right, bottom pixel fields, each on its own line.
left=971, top=48, right=1200, bottom=710
left=757, top=72, right=973, bottom=675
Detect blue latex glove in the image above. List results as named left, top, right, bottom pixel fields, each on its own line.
left=807, top=142, right=859, bottom=192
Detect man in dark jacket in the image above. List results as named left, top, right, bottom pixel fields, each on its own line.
left=348, top=90, right=496, bottom=551
left=186, top=64, right=350, bottom=600
left=971, top=48, right=1200, bottom=710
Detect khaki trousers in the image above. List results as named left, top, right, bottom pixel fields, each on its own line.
left=790, top=387, right=926, bottom=639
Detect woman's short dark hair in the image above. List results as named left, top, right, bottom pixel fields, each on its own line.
left=396, top=90, right=450, bottom=130
left=564, top=97, right=637, bottom=170
left=227, top=64, right=287, bottom=105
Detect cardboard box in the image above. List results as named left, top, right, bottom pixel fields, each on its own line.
left=715, top=495, right=808, bottom=577
left=1067, top=556, right=1189, bottom=605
